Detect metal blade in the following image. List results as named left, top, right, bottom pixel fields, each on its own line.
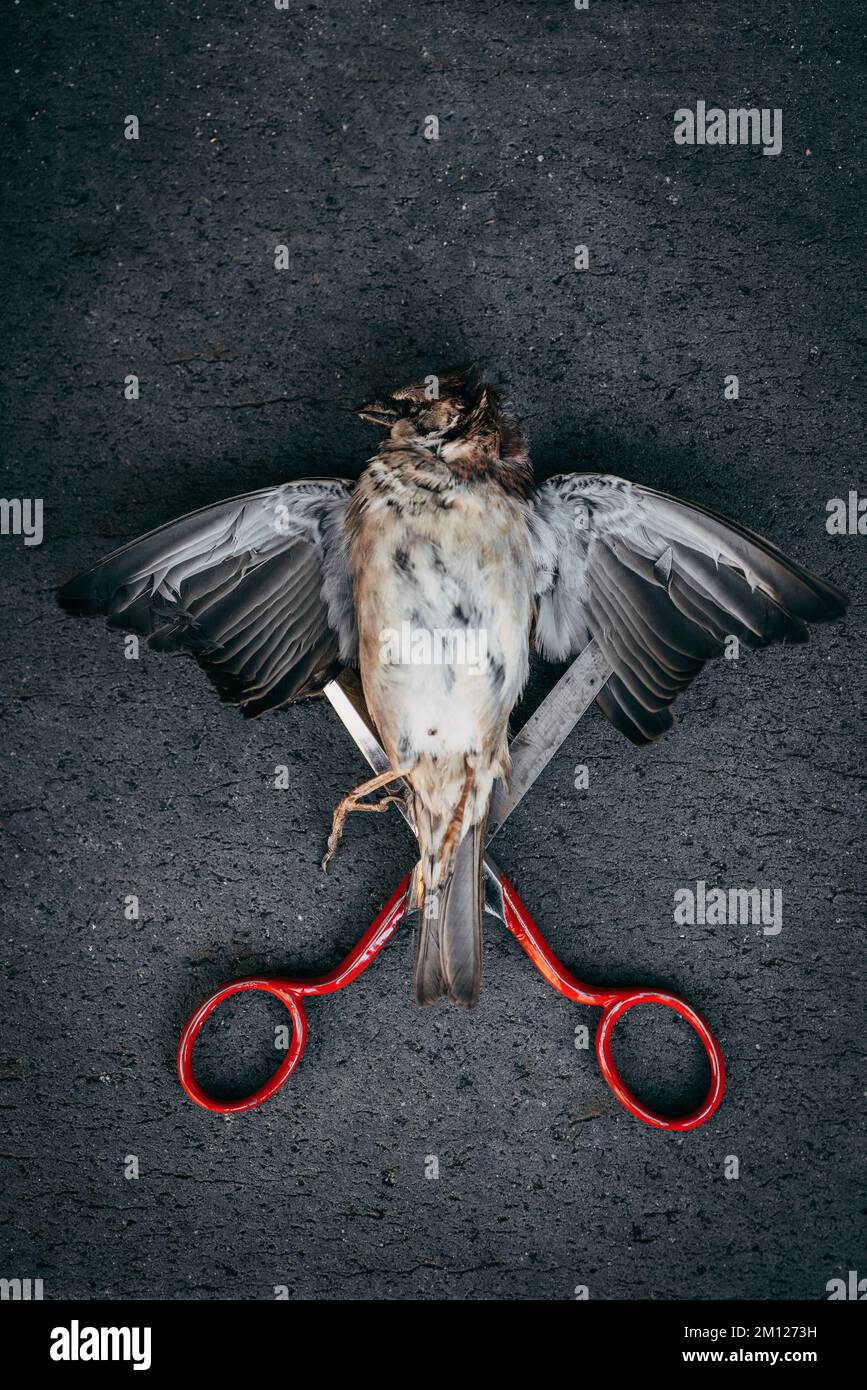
left=323, top=673, right=418, bottom=833
left=486, top=639, right=613, bottom=841
left=324, top=673, right=390, bottom=777
left=324, top=673, right=421, bottom=910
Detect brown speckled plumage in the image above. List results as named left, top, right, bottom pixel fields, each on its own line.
left=348, top=371, right=536, bottom=1003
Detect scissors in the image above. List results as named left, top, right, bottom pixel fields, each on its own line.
left=177, top=639, right=725, bottom=1130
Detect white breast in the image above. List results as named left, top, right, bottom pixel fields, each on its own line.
left=354, top=484, right=535, bottom=766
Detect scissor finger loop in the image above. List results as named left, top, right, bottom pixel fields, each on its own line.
left=498, top=871, right=725, bottom=1131
left=176, top=873, right=413, bottom=1114
left=595, top=989, right=725, bottom=1132
left=177, top=977, right=308, bottom=1116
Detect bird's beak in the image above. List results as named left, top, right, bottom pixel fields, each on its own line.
left=354, top=400, right=399, bottom=427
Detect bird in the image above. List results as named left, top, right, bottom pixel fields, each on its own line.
left=58, top=366, right=847, bottom=1007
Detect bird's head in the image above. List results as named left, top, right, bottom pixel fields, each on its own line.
left=354, top=366, right=527, bottom=466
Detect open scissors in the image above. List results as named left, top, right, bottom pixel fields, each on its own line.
left=177, top=640, right=725, bottom=1130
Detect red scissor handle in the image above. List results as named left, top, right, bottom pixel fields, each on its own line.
left=177, top=977, right=308, bottom=1115
left=178, top=867, right=725, bottom=1130
left=176, top=874, right=412, bottom=1114
left=499, top=875, right=725, bottom=1131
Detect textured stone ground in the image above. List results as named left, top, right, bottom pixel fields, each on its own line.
left=1, top=0, right=864, bottom=1300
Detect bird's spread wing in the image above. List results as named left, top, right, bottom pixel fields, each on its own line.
left=59, top=478, right=356, bottom=716
left=530, top=473, right=847, bottom=744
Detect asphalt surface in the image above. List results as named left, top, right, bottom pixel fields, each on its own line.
left=1, top=0, right=864, bottom=1301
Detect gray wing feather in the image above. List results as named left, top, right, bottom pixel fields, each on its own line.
left=531, top=474, right=847, bottom=744
left=59, top=478, right=357, bottom=717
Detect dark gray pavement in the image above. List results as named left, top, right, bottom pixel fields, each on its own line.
left=1, top=1, right=864, bottom=1300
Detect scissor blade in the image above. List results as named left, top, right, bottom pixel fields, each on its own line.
left=486, top=639, right=613, bottom=842
left=324, top=674, right=417, bottom=835
left=324, top=674, right=422, bottom=909
left=324, top=674, right=389, bottom=777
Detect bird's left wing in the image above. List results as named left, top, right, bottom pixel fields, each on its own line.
left=59, top=478, right=356, bottom=717
left=530, top=473, right=847, bottom=744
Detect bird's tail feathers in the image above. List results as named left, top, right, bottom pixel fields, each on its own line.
left=413, top=811, right=486, bottom=1008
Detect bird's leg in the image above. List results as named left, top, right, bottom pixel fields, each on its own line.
left=437, top=759, right=474, bottom=877
left=321, top=762, right=414, bottom=872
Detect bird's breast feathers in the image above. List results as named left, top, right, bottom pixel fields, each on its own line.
left=349, top=479, right=535, bottom=766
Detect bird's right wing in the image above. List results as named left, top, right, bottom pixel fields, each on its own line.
left=59, top=478, right=356, bottom=717
left=530, top=473, right=847, bottom=744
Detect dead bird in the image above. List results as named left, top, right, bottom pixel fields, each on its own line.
left=59, top=366, right=847, bottom=1006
